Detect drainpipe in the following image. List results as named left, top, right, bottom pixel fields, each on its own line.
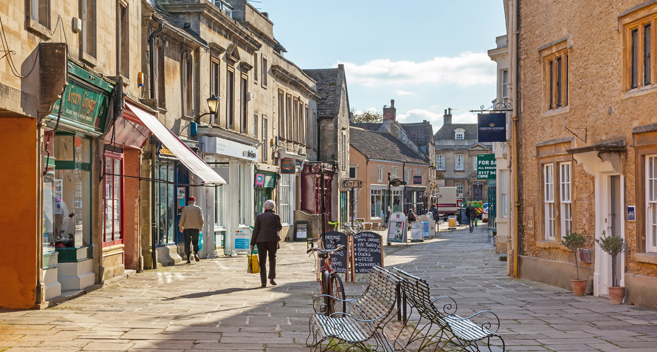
left=511, top=0, right=520, bottom=278
left=148, top=18, right=164, bottom=100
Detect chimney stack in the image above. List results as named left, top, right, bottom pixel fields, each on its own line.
left=383, top=99, right=396, bottom=121
left=443, top=108, right=452, bottom=125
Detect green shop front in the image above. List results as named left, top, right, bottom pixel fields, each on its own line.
left=42, top=60, right=114, bottom=298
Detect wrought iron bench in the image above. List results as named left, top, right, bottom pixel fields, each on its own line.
left=392, top=267, right=505, bottom=352
left=307, top=266, right=404, bottom=352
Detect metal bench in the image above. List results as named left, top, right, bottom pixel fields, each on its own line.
left=307, top=266, right=403, bottom=351
left=392, top=267, right=505, bottom=352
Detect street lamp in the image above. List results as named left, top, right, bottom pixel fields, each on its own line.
left=194, top=94, right=220, bottom=123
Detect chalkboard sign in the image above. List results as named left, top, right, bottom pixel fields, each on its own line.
left=323, top=231, right=348, bottom=274
left=352, top=232, right=383, bottom=274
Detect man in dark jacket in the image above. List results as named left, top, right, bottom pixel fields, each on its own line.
left=465, top=203, right=476, bottom=233
left=429, top=204, right=439, bottom=222
left=250, top=200, right=282, bottom=287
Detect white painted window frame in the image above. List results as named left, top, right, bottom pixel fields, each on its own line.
left=647, top=155, right=657, bottom=252
left=560, top=162, right=572, bottom=237
left=544, top=164, right=555, bottom=240
left=436, top=154, right=445, bottom=170
left=455, top=155, right=464, bottom=171
left=378, top=165, right=384, bottom=183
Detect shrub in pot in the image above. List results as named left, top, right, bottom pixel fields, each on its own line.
left=561, top=231, right=588, bottom=296
left=596, top=231, right=625, bottom=304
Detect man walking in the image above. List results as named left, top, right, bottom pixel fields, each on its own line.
left=250, top=200, right=282, bottom=288
left=179, top=196, right=204, bottom=264
left=465, top=203, right=475, bottom=233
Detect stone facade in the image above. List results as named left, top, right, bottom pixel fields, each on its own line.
left=514, top=0, right=657, bottom=308
left=434, top=110, right=493, bottom=203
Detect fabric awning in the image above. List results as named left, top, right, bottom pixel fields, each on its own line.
left=125, top=103, right=226, bottom=185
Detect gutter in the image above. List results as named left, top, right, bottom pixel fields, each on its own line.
left=511, top=0, right=520, bottom=278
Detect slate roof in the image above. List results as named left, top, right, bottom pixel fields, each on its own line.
left=350, top=127, right=429, bottom=165
left=434, top=123, right=479, bottom=140
left=400, top=122, right=434, bottom=146
left=304, top=67, right=344, bottom=118
left=351, top=123, right=382, bottom=131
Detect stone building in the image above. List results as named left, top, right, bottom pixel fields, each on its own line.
left=351, top=100, right=435, bottom=223
left=0, top=0, right=152, bottom=308
left=488, top=33, right=512, bottom=254
left=304, top=65, right=351, bottom=226
left=433, top=109, right=492, bottom=203
left=510, top=0, right=657, bottom=308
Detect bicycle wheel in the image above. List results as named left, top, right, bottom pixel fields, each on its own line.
left=329, top=273, right=346, bottom=316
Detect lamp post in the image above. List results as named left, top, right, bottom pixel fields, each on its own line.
left=386, top=172, right=391, bottom=226
left=194, top=94, right=220, bottom=123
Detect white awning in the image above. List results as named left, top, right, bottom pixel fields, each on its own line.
left=125, top=103, right=226, bottom=185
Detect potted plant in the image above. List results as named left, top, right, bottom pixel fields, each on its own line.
left=561, top=231, right=588, bottom=296
left=596, top=231, right=625, bottom=304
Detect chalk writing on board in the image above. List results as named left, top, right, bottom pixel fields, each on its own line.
left=352, top=232, right=383, bottom=274
left=324, top=231, right=348, bottom=274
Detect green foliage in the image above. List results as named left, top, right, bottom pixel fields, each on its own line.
left=596, top=231, right=625, bottom=259
left=352, top=109, right=383, bottom=123
left=561, top=231, right=587, bottom=252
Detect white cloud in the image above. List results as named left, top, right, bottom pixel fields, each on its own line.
left=397, top=109, right=442, bottom=122
left=452, top=112, right=477, bottom=124
left=339, top=52, right=496, bottom=87
left=394, top=90, right=416, bottom=96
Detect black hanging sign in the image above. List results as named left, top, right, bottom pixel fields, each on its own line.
left=352, top=232, right=383, bottom=274
left=477, top=113, right=506, bottom=143
left=323, top=231, right=348, bottom=274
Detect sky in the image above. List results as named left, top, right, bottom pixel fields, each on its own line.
left=254, top=0, right=507, bottom=133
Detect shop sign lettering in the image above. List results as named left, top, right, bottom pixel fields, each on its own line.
left=51, top=77, right=109, bottom=131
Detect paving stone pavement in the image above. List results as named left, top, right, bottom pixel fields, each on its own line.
left=0, top=227, right=656, bottom=351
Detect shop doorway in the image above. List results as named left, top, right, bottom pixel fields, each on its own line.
left=595, top=174, right=625, bottom=296
left=255, top=187, right=273, bottom=218
left=473, top=184, right=483, bottom=200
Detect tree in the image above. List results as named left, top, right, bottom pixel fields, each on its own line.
left=352, top=109, right=383, bottom=123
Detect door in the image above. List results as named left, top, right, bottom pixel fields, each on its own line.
left=595, top=174, right=625, bottom=296
left=473, top=185, right=483, bottom=200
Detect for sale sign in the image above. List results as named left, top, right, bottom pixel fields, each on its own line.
left=477, top=154, right=496, bottom=179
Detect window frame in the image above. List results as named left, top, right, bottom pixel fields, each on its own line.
left=278, top=90, right=285, bottom=139
left=29, top=0, right=51, bottom=29
left=404, top=167, right=410, bottom=183
left=378, top=165, right=384, bottom=183
left=544, top=163, right=555, bottom=241
left=103, top=153, right=124, bottom=247
left=182, top=55, right=193, bottom=118
left=646, top=155, right=657, bottom=253
left=349, top=165, right=357, bottom=179
left=370, top=189, right=384, bottom=220
left=455, top=154, right=464, bottom=171
left=80, top=0, right=97, bottom=58
left=210, top=59, right=220, bottom=124
left=540, top=40, right=569, bottom=112
left=262, top=56, right=268, bottom=87
left=240, top=73, right=248, bottom=134
left=226, top=66, right=235, bottom=130
left=560, top=162, right=572, bottom=238
left=262, top=117, right=268, bottom=161
left=391, top=166, right=398, bottom=179
left=455, top=182, right=464, bottom=196
left=436, top=154, right=445, bottom=170
left=117, top=0, right=129, bottom=78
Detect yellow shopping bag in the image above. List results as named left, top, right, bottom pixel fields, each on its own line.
left=247, top=251, right=260, bottom=274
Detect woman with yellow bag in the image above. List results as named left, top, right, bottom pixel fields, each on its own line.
left=250, top=200, right=283, bottom=288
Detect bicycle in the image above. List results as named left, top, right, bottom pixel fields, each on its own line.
left=307, top=240, right=347, bottom=316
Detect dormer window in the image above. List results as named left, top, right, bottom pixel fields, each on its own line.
left=455, top=128, right=465, bottom=140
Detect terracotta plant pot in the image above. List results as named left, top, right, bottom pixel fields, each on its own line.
left=571, top=279, right=587, bottom=296
left=608, top=286, right=626, bottom=305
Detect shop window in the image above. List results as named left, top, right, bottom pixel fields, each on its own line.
left=155, top=160, right=176, bottom=245
left=53, top=135, right=92, bottom=249
left=436, top=154, right=445, bottom=170
left=280, top=173, right=294, bottom=225
left=104, top=156, right=123, bottom=246
left=238, top=164, right=252, bottom=225
left=81, top=0, right=97, bottom=57
left=370, top=189, right=384, bottom=219
left=544, top=164, right=555, bottom=240
left=117, top=1, right=129, bottom=78
left=560, top=163, right=572, bottom=237
left=43, top=131, right=56, bottom=253
left=392, top=189, right=403, bottom=213
left=647, top=155, right=657, bottom=253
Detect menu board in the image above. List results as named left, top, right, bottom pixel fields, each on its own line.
left=352, top=232, right=383, bottom=274
left=323, top=231, right=348, bottom=274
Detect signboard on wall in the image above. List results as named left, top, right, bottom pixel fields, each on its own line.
left=281, top=159, right=295, bottom=174
left=477, top=113, right=506, bottom=142
left=413, top=176, right=422, bottom=184
left=477, top=154, right=497, bottom=179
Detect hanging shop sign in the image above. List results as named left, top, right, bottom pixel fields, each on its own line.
left=477, top=113, right=507, bottom=143
left=477, top=154, right=497, bottom=179
left=50, top=61, right=114, bottom=133
left=281, top=158, right=296, bottom=174
left=413, top=176, right=422, bottom=185
left=341, top=179, right=363, bottom=189
left=255, top=174, right=265, bottom=187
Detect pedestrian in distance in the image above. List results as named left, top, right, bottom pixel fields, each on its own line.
left=179, top=196, right=204, bottom=264
left=407, top=207, right=417, bottom=229
left=429, top=204, right=439, bottom=222
left=465, top=203, right=476, bottom=233
left=250, top=200, right=282, bottom=288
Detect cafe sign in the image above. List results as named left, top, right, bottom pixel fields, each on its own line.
left=50, top=61, right=113, bottom=133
